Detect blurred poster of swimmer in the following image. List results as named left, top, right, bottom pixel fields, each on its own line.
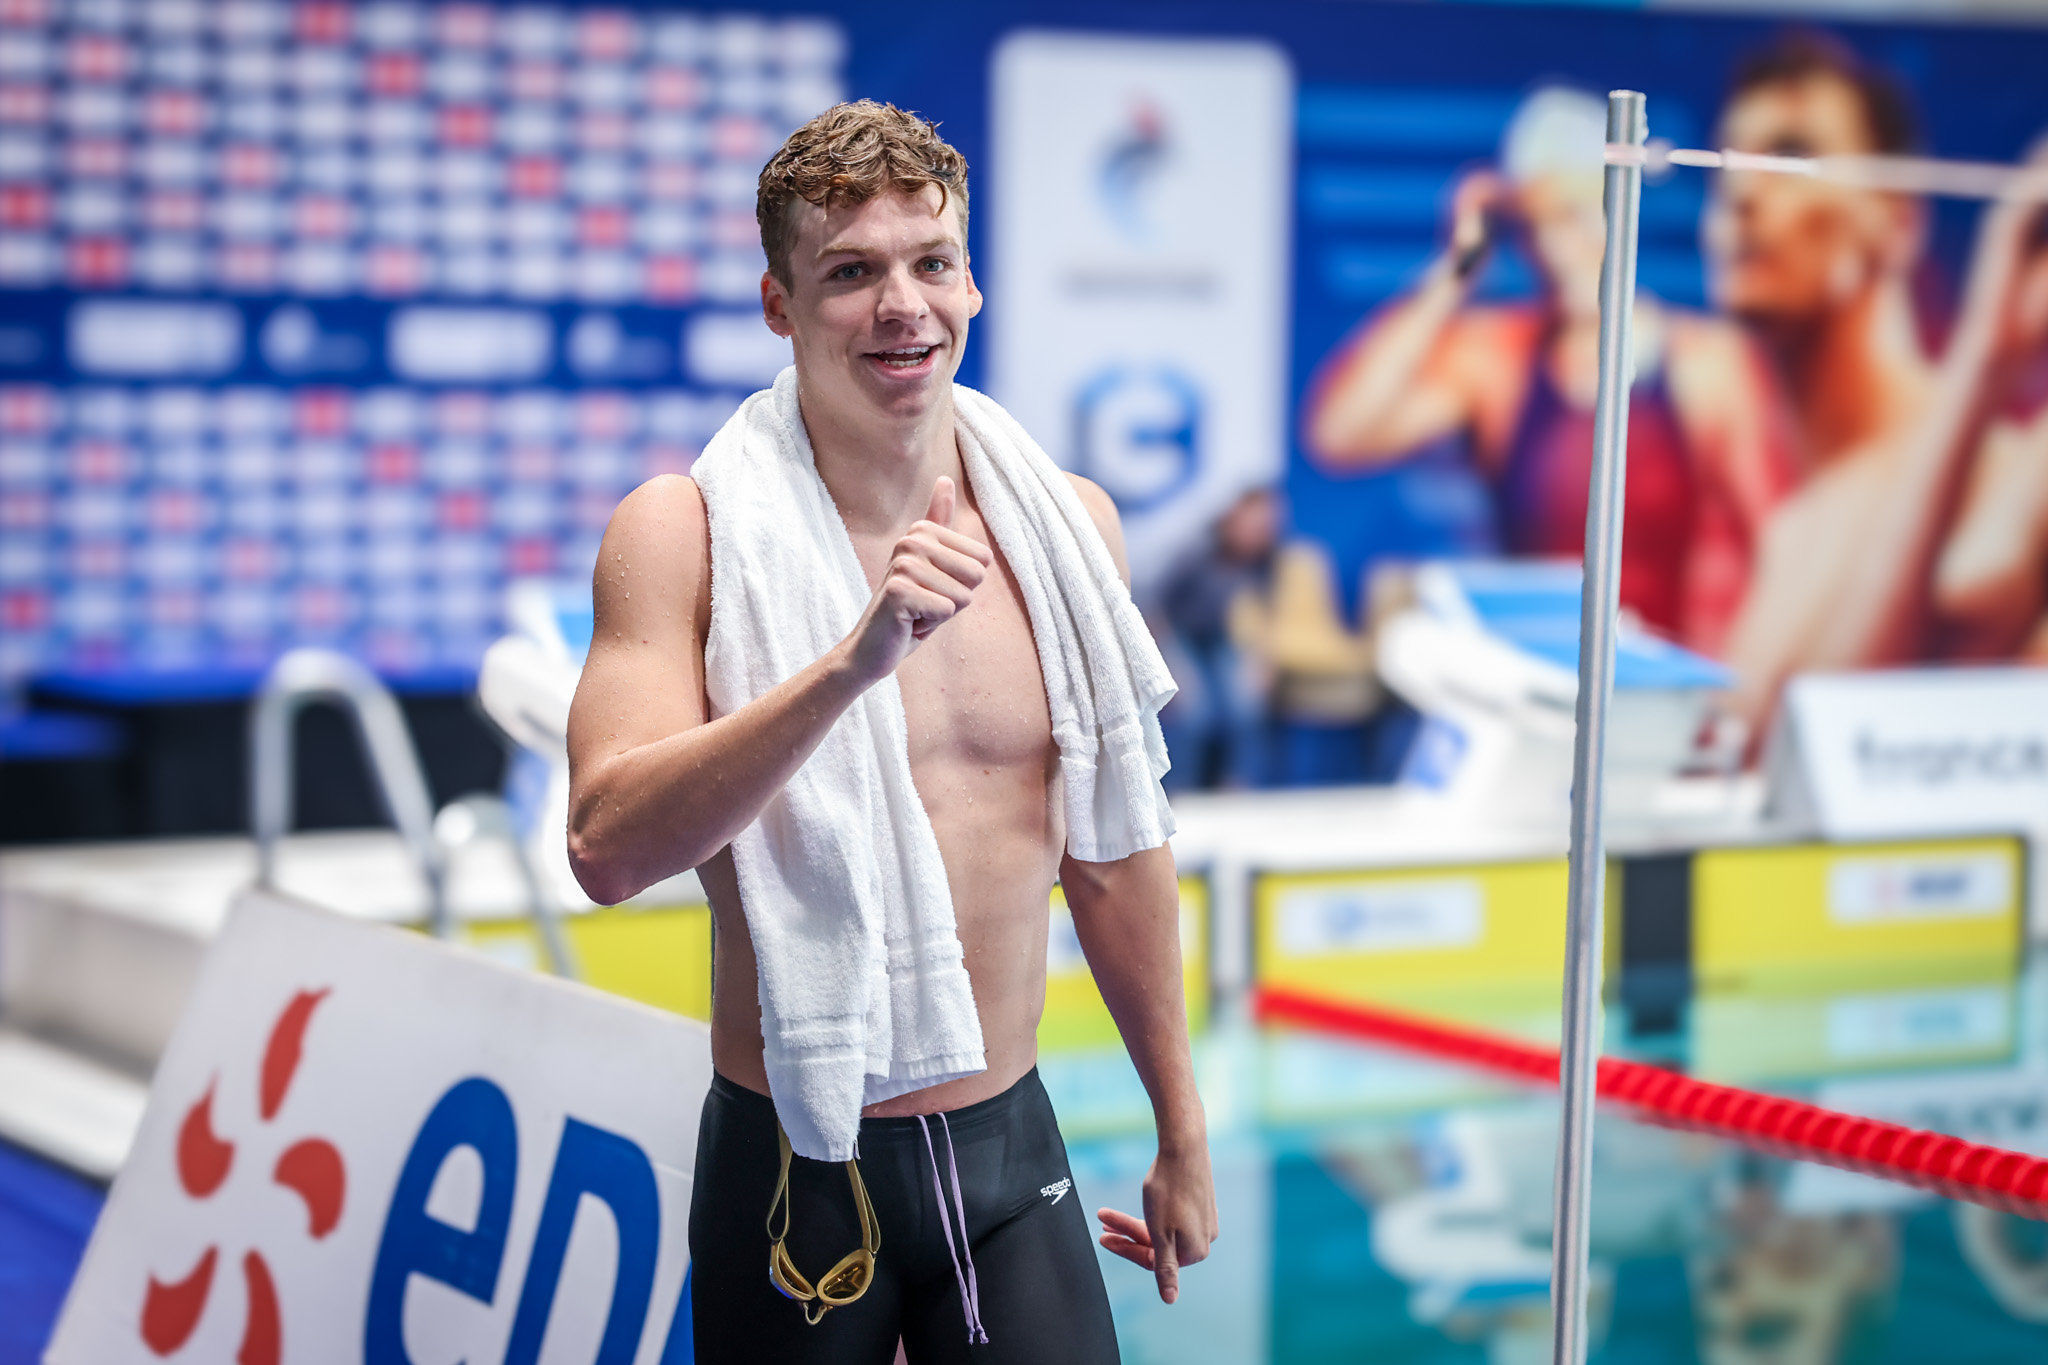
left=1708, top=32, right=2048, bottom=736
left=1301, top=85, right=1795, bottom=659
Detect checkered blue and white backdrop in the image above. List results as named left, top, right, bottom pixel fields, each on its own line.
left=6, top=0, right=2045, bottom=714
left=0, top=0, right=841, bottom=690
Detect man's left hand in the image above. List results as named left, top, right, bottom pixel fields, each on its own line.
left=1097, top=1144, right=1219, bottom=1304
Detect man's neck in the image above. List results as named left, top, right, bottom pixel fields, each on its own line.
left=1761, top=276, right=1931, bottom=466
left=797, top=380, right=964, bottom=535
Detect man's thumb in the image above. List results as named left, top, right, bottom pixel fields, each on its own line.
left=925, top=475, right=955, bottom=528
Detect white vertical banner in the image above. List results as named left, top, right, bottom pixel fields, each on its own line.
left=989, top=32, right=1294, bottom=603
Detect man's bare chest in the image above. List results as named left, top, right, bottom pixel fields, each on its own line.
left=895, top=544, right=1056, bottom=773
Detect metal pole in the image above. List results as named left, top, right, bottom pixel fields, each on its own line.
left=1549, top=88, right=1644, bottom=1365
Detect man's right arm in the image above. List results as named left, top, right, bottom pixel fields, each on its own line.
left=564, top=475, right=866, bottom=903
left=565, top=472, right=990, bottom=905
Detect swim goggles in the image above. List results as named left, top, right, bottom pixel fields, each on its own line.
left=766, top=1123, right=881, bottom=1325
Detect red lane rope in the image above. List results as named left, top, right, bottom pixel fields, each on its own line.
left=1254, top=986, right=2048, bottom=1219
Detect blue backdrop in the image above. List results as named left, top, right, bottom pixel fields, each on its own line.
left=4, top=0, right=2045, bottom=698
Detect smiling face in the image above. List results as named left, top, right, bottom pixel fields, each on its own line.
left=761, top=185, right=981, bottom=428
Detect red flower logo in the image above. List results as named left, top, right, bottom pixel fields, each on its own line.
left=140, top=989, right=347, bottom=1363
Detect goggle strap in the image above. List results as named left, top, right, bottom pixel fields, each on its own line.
left=766, top=1118, right=883, bottom=1322
left=846, top=1152, right=881, bottom=1256
left=767, top=1124, right=795, bottom=1242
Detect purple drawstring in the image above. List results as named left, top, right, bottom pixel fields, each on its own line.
left=916, top=1113, right=989, bottom=1344
left=938, top=1114, right=986, bottom=1342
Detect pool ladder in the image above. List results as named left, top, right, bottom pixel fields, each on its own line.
left=249, top=647, right=578, bottom=980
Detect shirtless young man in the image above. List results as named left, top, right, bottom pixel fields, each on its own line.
left=563, top=102, right=1216, bottom=1362
left=1708, top=34, right=2048, bottom=731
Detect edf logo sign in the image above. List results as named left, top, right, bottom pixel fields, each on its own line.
left=47, top=892, right=709, bottom=1365
left=367, top=1078, right=692, bottom=1364
left=1072, top=368, right=1203, bottom=515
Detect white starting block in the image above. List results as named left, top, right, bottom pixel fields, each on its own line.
left=1376, top=560, right=1734, bottom=827
left=46, top=887, right=710, bottom=1365
left=478, top=579, right=597, bottom=913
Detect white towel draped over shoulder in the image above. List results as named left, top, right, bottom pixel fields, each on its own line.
left=690, top=366, right=1175, bottom=1161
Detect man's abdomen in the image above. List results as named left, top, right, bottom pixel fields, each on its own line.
left=703, top=818, right=1063, bottom=1117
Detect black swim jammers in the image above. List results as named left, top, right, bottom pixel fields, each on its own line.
left=688, top=1068, right=1120, bottom=1363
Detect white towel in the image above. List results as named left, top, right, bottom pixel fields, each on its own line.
left=692, top=366, right=1175, bottom=1160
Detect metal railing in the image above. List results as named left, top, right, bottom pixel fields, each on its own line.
left=250, top=648, right=579, bottom=979
left=251, top=648, right=451, bottom=935
left=434, top=792, right=578, bottom=979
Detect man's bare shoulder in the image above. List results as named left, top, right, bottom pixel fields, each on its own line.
left=607, top=473, right=711, bottom=557
left=1064, top=471, right=1118, bottom=532
left=611, top=472, right=706, bottom=533
left=591, top=474, right=711, bottom=647
left=1063, top=472, right=1131, bottom=586
left=568, top=477, right=711, bottom=792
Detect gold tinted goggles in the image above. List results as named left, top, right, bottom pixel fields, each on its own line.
left=766, top=1124, right=881, bottom=1325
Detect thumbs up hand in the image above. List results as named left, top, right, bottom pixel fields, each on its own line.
left=840, top=476, right=995, bottom=686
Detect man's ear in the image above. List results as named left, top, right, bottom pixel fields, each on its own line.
left=964, top=262, right=983, bottom=320
left=761, top=271, right=794, bottom=338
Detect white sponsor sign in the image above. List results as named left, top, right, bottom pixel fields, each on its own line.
left=69, top=300, right=242, bottom=376
left=1827, top=851, right=2013, bottom=925
left=1767, top=668, right=2048, bottom=839
left=389, top=306, right=553, bottom=382
left=1277, top=877, right=1484, bottom=956
left=989, top=32, right=1293, bottom=602
left=48, top=889, right=711, bottom=1365
left=683, top=311, right=791, bottom=388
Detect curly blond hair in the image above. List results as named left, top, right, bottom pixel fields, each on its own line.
left=756, top=100, right=969, bottom=286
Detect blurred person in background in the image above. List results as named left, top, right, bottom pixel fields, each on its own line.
left=1708, top=33, right=2048, bottom=735
left=1152, top=485, right=1281, bottom=790
left=1302, top=85, right=1793, bottom=658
